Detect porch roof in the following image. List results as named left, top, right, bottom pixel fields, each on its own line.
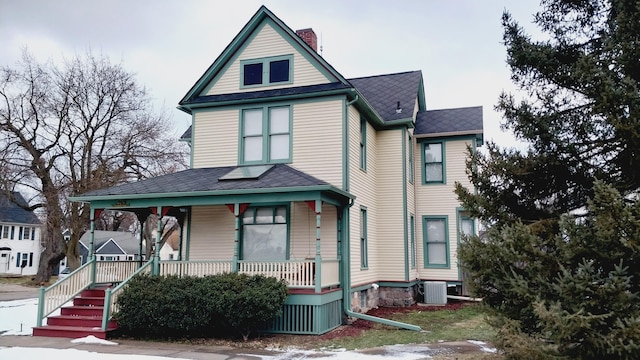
left=70, top=164, right=353, bottom=208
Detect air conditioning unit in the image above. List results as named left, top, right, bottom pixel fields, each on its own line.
left=423, top=281, right=447, bottom=305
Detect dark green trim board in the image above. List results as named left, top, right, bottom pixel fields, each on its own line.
left=401, top=129, right=409, bottom=281
left=359, top=116, right=366, bottom=171
left=344, top=96, right=357, bottom=191
left=422, top=215, right=450, bottom=269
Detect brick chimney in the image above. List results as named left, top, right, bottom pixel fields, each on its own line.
left=296, top=28, right=317, bottom=52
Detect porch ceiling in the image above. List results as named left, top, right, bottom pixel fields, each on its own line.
left=69, top=164, right=353, bottom=210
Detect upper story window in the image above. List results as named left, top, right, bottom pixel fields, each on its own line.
left=241, top=106, right=291, bottom=164
left=360, top=117, right=366, bottom=171
left=408, top=134, right=414, bottom=183
left=422, top=142, right=444, bottom=184
left=241, top=55, right=292, bottom=88
left=0, top=225, right=11, bottom=239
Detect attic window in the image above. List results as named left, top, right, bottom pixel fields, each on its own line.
left=241, top=55, right=292, bottom=87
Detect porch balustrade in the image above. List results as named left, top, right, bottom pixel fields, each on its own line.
left=158, top=259, right=340, bottom=289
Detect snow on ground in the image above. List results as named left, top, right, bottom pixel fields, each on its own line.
left=0, top=298, right=496, bottom=359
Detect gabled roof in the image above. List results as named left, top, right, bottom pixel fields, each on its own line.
left=79, top=230, right=140, bottom=255
left=73, top=164, right=341, bottom=199
left=0, top=192, right=41, bottom=225
left=179, top=5, right=350, bottom=109
left=348, top=71, right=425, bottom=124
left=414, top=106, right=483, bottom=138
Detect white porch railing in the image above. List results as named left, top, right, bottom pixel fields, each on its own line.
left=101, top=260, right=153, bottom=330
left=157, top=259, right=340, bottom=289
left=159, top=260, right=233, bottom=277
left=95, top=261, right=140, bottom=284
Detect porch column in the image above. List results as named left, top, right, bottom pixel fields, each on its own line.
left=307, top=200, right=322, bottom=293
left=89, top=208, right=102, bottom=285
left=153, top=206, right=163, bottom=275
left=233, top=204, right=240, bottom=272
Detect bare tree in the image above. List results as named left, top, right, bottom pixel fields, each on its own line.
left=0, top=50, right=188, bottom=283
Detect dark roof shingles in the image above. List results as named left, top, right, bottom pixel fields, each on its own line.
left=0, top=192, right=41, bottom=224
left=80, top=164, right=329, bottom=198
left=414, top=106, right=483, bottom=135
left=348, top=71, right=422, bottom=122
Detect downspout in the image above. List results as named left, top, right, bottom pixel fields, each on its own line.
left=340, top=184, right=420, bottom=331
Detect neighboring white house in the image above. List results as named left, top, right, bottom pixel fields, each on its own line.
left=0, top=192, right=42, bottom=276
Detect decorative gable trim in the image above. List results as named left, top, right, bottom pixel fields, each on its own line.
left=179, top=6, right=350, bottom=108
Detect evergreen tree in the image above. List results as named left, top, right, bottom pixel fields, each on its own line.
left=455, top=1, right=640, bottom=358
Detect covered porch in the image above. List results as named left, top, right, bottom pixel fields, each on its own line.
left=36, top=164, right=354, bottom=336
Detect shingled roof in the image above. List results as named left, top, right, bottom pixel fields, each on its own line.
left=0, top=192, right=41, bottom=225
left=414, top=106, right=483, bottom=136
left=348, top=71, right=423, bottom=123
left=78, top=164, right=331, bottom=198
left=79, top=230, right=140, bottom=255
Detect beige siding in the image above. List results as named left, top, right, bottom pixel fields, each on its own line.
left=415, top=139, right=474, bottom=281
left=192, top=109, right=239, bottom=168
left=289, top=202, right=338, bottom=260
left=204, top=23, right=330, bottom=96
left=347, top=106, right=377, bottom=287
left=188, top=205, right=235, bottom=260
left=374, top=130, right=406, bottom=282
left=406, top=129, right=419, bottom=280
left=291, top=99, right=343, bottom=187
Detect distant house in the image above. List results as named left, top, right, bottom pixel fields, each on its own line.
left=158, top=229, right=180, bottom=260
left=76, top=230, right=143, bottom=264
left=0, top=192, right=42, bottom=276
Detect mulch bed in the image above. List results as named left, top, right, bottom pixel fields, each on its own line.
left=318, top=301, right=469, bottom=340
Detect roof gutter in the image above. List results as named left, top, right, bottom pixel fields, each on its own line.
left=341, top=199, right=421, bottom=332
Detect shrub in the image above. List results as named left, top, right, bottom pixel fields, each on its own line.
left=114, top=272, right=288, bottom=340
left=210, top=272, right=288, bottom=340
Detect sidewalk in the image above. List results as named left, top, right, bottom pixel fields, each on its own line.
left=0, top=335, right=275, bottom=360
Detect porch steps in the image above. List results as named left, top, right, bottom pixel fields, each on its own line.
left=32, top=286, right=117, bottom=339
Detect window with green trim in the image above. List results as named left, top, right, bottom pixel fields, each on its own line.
left=422, top=142, right=445, bottom=184
left=408, top=134, right=414, bottom=183
left=360, top=117, right=366, bottom=170
left=423, top=142, right=444, bottom=183
left=423, top=216, right=449, bottom=267
left=241, top=55, right=292, bottom=87
left=459, top=213, right=475, bottom=237
left=360, top=207, right=368, bottom=268
left=410, top=214, right=416, bottom=269
left=242, top=206, right=288, bottom=261
left=241, top=106, right=290, bottom=164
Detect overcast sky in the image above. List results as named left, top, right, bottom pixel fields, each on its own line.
left=0, top=0, right=542, bottom=148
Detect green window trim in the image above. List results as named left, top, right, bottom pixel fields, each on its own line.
left=240, top=205, right=290, bottom=261
left=421, top=141, right=446, bottom=184
left=240, top=55, right=293, bottom=88
left=239, top=105, right=292, bottom=165
left=359, top=117, right=367, bottom=171
left=360, top=206, right=368, bottom=269
left=408, top=134, right=414, bottom=183
left=422, top=215, right=450, bottom=268
left=410, top=214, right=416, bottom=269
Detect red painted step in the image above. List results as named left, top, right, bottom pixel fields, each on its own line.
left=32, top=285, right=118, bottom=339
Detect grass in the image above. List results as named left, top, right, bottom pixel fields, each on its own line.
left=314, top=302, right=496, bottom=351
left=0, top=275, right=56, bottom=287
